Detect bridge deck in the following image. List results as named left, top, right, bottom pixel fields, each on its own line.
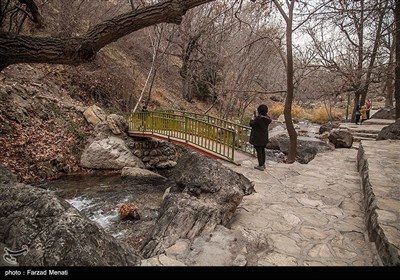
left=129, top=131, right=252, bottom=164
left=128, top=111, right=254, bottom=163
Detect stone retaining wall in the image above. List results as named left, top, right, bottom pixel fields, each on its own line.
left=357, top=141, right=400, bottom=266
left=127, top=139, right=178, bottom=169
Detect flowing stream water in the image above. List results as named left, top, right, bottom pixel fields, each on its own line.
left=39, top=173, right=174, bottom=253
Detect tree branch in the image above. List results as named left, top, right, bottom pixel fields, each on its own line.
left=18, top=0, right=42, bottom=26
left=0, top=0, right=216, bottom=71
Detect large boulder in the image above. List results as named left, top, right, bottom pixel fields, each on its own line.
left=80, top=136, right=145, bottom=170
left=371, top=106, right=396, bottom=119
left=328, top=129, right=354, bottom=148
left=269, top=133, right=334, bottom=163
left=297, top=136, right=335, bottom=153
left=0, top=167, right=141, bottom=266
left=92, top=114, right=129, bottom=139
left=267, top=131, right=287, bottom=150
left=83, top=105, right=107, bottom=126
left=319, top=123, right=340, bottom=134
left=296, top=145, right=318, bottom=164
left=140, top=151, right=254, bottom=258
left=377, top=118, right=400, bottom=140
left=293, top=136, right=335, bottom=164
left=106, top=114, right=129, bottom=135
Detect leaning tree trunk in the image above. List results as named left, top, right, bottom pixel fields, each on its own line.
left=284, top=23, right=297, bottom=164
left=384, top=63, right=394, bottom=107
left=0, top=0, right=216, bottom=71
left=132, top=30, right=159, bottom=113
left=273, top=0, right=297, bottom=164
left=359, top=0, right=385, bottom=113
left=395, top=0, right=400, bottom=119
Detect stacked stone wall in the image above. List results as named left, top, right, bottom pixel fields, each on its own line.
left=128, top=139, right=178, bottom=169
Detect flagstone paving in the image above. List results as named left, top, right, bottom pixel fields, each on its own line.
left=220, top=147, right=382, bottom=266
left=143, top=122, right=399, bottom=266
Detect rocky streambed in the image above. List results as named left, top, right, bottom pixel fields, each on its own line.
left=39, top=173, right=173, bottom=254
left=1, top=150, right=254, bottom=266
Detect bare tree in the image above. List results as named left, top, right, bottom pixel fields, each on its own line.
left=132, top=29, right=161, bottom=113
left=272, top=0, right=297, bottom=163
left=306, top=0, right=390, bottom=121
left=168, top=1, right=235, bottom=102
left=145, top=24, right=173, bottom=107
left=378, top=1, right=395, bottom=107
left=216, top=1, right=284, bottom=121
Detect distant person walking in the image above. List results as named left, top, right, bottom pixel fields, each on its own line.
left=249, top=104, right=272, bottom=171
left=355, top=104, right=361, bottom=125
left=366, top=99, right=372, bottom=119
left=360, top=105, right=367, bottom=124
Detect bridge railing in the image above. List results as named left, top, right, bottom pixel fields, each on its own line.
left=128, top=111, right=248, bottom=161
left=156, top=110, right=254, bottom=155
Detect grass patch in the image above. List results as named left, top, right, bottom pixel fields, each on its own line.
left=268, top=103, right=284, bottom=119
left=307, top=106, right=345, bottom=124
left=269, top=103, right=309, bottom=122
left=269, top=103, right=345, bottom=124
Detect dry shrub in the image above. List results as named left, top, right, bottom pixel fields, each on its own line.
left=268, top=103, right=345, bottom=124
left=268, top=103, right=284, bottom=119
left=309, top=106, right=329, bottom=124
left=291, top=104, right=309, bottom=122
left=268, top=103, right=309, bottom=122
left=308, top=106, right=344, bottom=124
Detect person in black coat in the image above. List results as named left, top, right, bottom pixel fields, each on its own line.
left=249, top=104, right=272, bottom=171
left=355, top=103, right=361, bottom=125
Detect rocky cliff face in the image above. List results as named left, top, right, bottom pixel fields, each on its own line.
left=0, top=65, right=92, bottom=183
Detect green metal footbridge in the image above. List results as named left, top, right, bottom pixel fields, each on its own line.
left=128, top=110, right=254, bottom=163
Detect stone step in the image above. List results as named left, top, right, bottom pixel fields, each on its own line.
left=338, top=120, right=391, bottom=135
left=339, top=124, right=383, bottom=135
left=353, top=136, right=376, bottom=142
left=351, top=132, right=378, bottom=139
left=363, top=118, right=395, bottom=126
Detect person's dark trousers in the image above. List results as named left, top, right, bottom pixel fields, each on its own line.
left=254, top=146, right=266, bottom=166
left=355, top=115, right=360, bottom=124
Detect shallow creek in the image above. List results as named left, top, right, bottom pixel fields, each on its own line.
left=39, top=173, right=173, bottom=253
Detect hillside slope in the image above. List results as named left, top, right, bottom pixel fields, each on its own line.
left=0, top=37, right=221, bottom=183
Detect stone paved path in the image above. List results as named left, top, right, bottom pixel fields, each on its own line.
left=221, top=148, right=381, bottom=266
left=143, top=120, right=398, bottom=266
